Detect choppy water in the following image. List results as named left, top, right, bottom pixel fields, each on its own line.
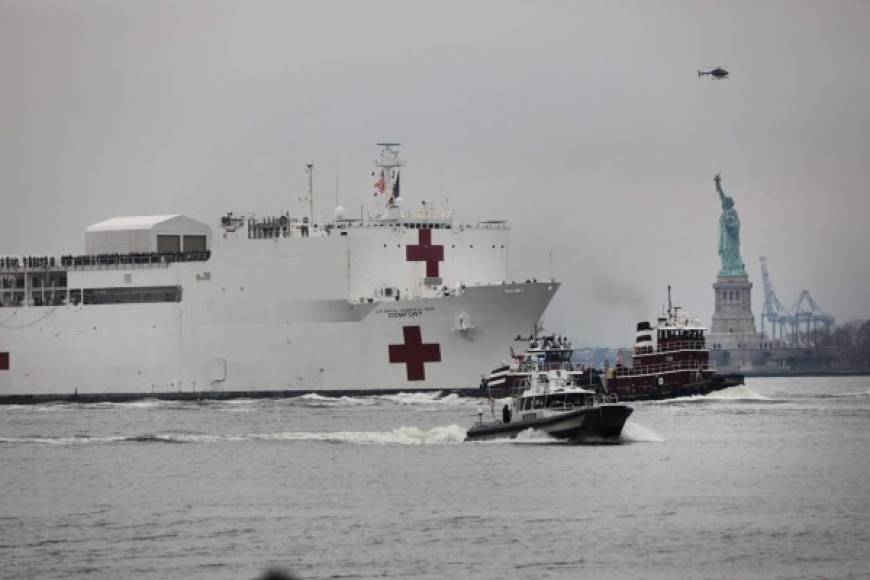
left=1, top=377, right=869, bottom=579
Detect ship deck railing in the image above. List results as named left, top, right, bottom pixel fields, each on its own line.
left=614, top=360, right=710, bottom=377
left=0, top=251, right=211, bottom=271
left=516, top=362, right=583, bottom=373
left=634, top=341, right=708, bottom=354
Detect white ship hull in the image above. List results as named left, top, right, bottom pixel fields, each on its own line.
left=0, top=281, right=555, bottom=398
left=0, top=145, right=559, bottom=400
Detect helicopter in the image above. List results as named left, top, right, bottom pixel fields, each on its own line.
left=698, top=67, right=729, bottom=79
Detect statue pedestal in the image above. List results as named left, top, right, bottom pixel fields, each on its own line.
left=709, top=275, right=761, bottom=352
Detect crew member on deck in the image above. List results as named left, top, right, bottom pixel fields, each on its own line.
left=502, top=404, right=511, bottom=424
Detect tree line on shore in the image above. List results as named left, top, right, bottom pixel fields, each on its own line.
left=817, top=319, right=870, bottom=367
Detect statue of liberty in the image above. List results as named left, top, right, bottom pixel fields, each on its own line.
left=714, top=173, right=746, bottom=276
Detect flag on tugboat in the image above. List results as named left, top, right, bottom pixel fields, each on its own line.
left=374, top=170, right=386, bottom=195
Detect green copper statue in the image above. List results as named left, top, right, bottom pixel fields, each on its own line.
left=715, top=173, right=746, bottom=276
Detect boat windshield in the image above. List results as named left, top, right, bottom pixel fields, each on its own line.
left=518, top=392, right=596, bottom=411
left=566, top=393, right=594, bottom=407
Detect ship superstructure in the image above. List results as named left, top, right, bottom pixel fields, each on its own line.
left=0, top=145, right=558, bottom=400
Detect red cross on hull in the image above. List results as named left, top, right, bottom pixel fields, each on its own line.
left=388, top=326, right=441, bottom=381
left=406, top=228, right=444, bottom=278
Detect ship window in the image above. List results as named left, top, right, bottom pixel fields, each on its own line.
left=70, top=289, right=82, bottom=305
left=183, top=235, right=207, bottom=252
left=82, top=285, right=182, bottom=305
left=157, top=235, right=181, bottom=253
left=548, top=394, right=566, bottom=408
left=533, top=396, right=545, bottom=409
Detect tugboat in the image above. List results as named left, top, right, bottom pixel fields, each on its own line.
left=466, top=368, right=632, bottom=442
left=479, top=334, right=601, bottom=399
left=603, top=287, right=743, bottom=401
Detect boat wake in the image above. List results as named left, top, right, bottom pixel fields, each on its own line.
left=295, top=393, right=377, bottom=407
left=0, top=391, right=477, bottom=412
left=472, top=423, right=660, bottom=445
left=377, top=392, right=468, bottom=406
left=620, top=422, right=665, bottom=443
left=0, top=425, right=469, bottom=446
left=294, top=391, right=474, bottom=409
left=658, top=384, right=773, bottom=404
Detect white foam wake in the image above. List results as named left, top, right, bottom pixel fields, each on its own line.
left=704, top=385, right=769, bottom=401
left=251, top=424, right=467, bottom=445
left=376, top=392, right=470, bottom=406
left=296, top=393, right=375, bottom=407
left=620, top=422, right=664, bottom=443
left=663, top=384, right=770, bottom=403
left=513, top=428, right=562, bottom=443
left=0, top=425, right=469, bottom=446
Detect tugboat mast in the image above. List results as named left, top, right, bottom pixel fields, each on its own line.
left=305, top=163, right=314, bottom=225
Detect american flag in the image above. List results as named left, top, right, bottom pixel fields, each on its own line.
left=374, top=170, right=386, bottom=195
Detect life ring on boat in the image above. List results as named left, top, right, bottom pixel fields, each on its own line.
left=657, top=376, right=664, bottom=386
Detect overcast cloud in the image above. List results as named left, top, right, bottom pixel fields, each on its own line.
left=2, top=0, right=868, bottom=345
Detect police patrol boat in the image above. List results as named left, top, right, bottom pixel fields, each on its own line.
left=465, top=368, right=632, bottom=442
left=0, top=144, right=559, bottom=402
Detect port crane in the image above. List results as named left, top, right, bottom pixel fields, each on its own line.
left=758, top=257, right=835, bottom=347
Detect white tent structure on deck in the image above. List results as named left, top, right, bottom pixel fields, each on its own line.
left=84, top=215, right=212, bottom=255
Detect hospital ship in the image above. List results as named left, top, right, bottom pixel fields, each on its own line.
left=0, top=144, right=558, bottom=401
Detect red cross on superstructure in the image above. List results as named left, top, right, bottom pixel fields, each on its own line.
left=406, top=228, right=444, bottom=278
left=388, top=326, right=441, bottom=381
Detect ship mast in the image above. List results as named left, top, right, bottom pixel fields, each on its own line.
left=375, top=143, right=402, bottom=214
left=305, top=163, right=314, bottom=224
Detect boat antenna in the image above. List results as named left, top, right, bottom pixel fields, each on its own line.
left=667, top=284, right=673, bottom=318
left=305, top=162, right=314, bottom=224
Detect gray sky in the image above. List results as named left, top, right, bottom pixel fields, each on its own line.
left=2, top=0, right=869, bottom=346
